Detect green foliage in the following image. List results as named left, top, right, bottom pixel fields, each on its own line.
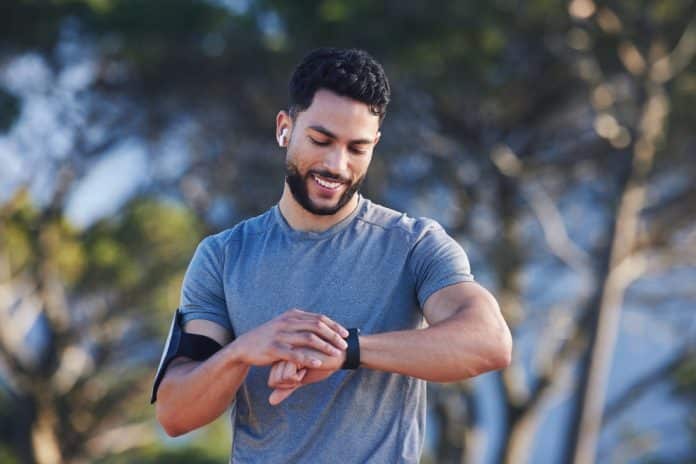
left=0, top=191, right=201, bottom=300
left=0, top=190, right=208, bottom=460
left=0, top=191, right=36, bottom=274
left=673, top=354, right=696, bottom=399
left=650, top=0, right=689, bottom=23
left=0, top=446, right=18, bottom=464
left=78, top=197, right=203, bottom=326
left=94, top=415, right=231, bottom=463
left=97, top=447, right=223, bottom=464
left=0, top=191, right=87, bottom=285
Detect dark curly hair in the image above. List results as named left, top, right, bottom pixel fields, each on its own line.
left=288, top=47, right=390, bottom=124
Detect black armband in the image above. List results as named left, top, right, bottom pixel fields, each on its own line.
left=341, top=328, right=361, bottom=370
left=150, top=309, right=223, bottom=404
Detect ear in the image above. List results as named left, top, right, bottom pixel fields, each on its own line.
left=276, top=111, right=293, bottom=147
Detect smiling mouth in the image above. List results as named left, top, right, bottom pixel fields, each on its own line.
left=311, top=173, right=345, bottom=190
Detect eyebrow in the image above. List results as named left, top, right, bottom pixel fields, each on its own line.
left=307, top=125, right=373, bottom=145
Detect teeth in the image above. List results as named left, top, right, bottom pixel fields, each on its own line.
left=313, top=174, right=342, bottom=189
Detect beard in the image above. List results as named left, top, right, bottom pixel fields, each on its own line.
left=285, top=161, right=364, bottom=216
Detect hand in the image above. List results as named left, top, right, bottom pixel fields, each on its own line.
left=267, top=348, right=346, bottom=405
left=269, top=362, right=306, bottom=390
left=232, top=309, right=348, bottom=368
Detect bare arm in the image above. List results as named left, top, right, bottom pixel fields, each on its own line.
left=268, top=282, right=512, bottom=403
left=359, top=281, right=512, bottom=382
left=155, top=309, right=348, bottom=436
left=155, top=319, right=244, bottom=437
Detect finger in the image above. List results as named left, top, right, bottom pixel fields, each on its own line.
left=293, top=347, right=343, bottom=372
left=289, top=313, right=349, bottom=339
left=283, top=308, right=308, bottom=319
left=275, top=362, right=300, bottom=386
left=280, top=331, right=344, bottom=357
left=274, top=379, right=300, bottom=389
left=268, top=361, right=285, bottom=387
left=317, top=314, right=350, bottom=338
left=270, top=361, right=303, bottom=388
left=269, top=386, right=299, bottom=406
left=281, top=361, right=299, bottom=382
left=281, top=319, right=348, bottom=350
left=273, top=343, right=323, bottom=368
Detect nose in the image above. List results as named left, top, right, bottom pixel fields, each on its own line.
left=322, top=146, right=349, bottom=177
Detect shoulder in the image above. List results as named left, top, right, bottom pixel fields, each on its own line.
left=356, top=198, right=445, bottom=243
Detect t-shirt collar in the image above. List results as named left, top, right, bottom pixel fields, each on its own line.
left=272, top=194, right=365, bottom=241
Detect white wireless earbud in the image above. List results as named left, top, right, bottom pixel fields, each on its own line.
left=278, top=128, right=288, bottom=147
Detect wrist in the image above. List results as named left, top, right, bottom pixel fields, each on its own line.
left=356, top=333, right=374, bottom=370
left=224, top=339, right=251, bottom=367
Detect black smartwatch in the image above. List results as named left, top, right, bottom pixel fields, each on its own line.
left=341, top=328, right=361, bottom=369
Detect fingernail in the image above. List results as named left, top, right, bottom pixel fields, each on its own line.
left=311, top=358, right=322, bottom=367
left=332, top=347, right=341, bottom=356
left=340, top=339, right=348, bottom=349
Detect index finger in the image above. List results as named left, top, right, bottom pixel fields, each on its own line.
left=321, top=314, right=349, bottom=338
left=293, top=313, right=349, bottom=338
left=282, top=321, right=348, bottom=351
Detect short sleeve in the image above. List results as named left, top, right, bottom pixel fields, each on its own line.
left=179, top=235, right=234, bottom=335
left=408, top=220, right=475, bottom=308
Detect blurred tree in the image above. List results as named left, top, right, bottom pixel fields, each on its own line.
left=0, top=190, right=204, bottom=462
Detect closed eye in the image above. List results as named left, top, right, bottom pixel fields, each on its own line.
left=309, top=137, right=330, bottom=147
left=309, top=136, right=368, bottom=154
left=349, top=146, right=368, bottom=155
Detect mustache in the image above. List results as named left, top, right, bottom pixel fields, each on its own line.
left=308, top=170, right=350, bottom=184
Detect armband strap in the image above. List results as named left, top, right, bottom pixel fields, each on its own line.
left=150, top=309, right=222, bottom=404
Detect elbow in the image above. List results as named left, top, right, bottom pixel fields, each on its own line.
left=164, top=426, right=187, bottom=438
left=470, top=289, right=513, bottom=374
left=470, top=322, right=513, bottom=377
left=156, top=402, right=187, bottom=437
left=157, top=403, right=193, bottom=437
left=481, top=297, right=513, bottom=372
left=491, top=326, right=513, bottom=370
left=155, top=382, right=193, bottom=438
left=444, top=330, right=513, bottom=382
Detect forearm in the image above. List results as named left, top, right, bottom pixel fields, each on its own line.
left=156, top=342, right=249, bottom=436
left=360, top=309, right=512, bottom=382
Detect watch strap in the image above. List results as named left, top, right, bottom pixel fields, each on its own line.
left=341, top=328, right=361, bottom=369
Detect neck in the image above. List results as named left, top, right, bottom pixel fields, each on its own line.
left=277, top=183, right=360, bottom=232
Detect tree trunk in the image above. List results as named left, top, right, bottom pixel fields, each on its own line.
left=504, top=411, right=542, bottom=464
left=461, top=390, right=482, bottom=464
left=31, top=390, right=63, bottom=464
left=565, top=86, right=663, bottom=463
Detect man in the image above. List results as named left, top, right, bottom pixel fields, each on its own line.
left=153, top=47, right=512, bottom=463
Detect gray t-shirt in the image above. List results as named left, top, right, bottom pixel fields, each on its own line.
left=179, top=194, right=474, bottom=463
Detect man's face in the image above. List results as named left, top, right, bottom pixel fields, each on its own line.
left=281, top=89, right=381, bottom=216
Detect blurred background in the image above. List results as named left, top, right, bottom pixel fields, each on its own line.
left=1, top=0, right=695, bottom=463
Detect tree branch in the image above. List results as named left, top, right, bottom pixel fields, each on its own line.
left=602, top=345, right=694, bottom=424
